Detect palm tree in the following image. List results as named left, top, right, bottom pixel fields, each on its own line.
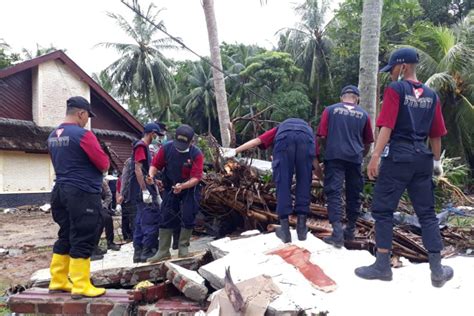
left=22, top=44, right=60, bottom=60
left=278, top=0, right=333, bottom=118
left=182, top=61, right=217, bottom=134
left=407, top=12, right=474, bottom=168
left=98, top=1, right=179, bottom=120
left=202, top=0, right=232, bottom=146
left=358, top=0, right=383, bottom=129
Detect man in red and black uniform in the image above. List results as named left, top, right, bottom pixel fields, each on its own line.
left=223, top=118, right=319, bottom=243
left=317, top=85, right=374, bottom=248
left=129, top=123, right=162, bottom=263
left=146, top=125, right=204, bottom=262
left=355, top=48, right=453, bottom=287
left=47, top=96, right=109, bottom=298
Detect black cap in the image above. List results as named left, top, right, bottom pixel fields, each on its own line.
left=143, top=123, right=161, bottom=134
left=380, top=47, right=419, bottom=73
left=340, top=85, right=360, bottom=97
left=67, top=96, right=96, bottom=117
left=155, top=121, right=168, bottom=132
left=173, top=124, right=194, bottom=151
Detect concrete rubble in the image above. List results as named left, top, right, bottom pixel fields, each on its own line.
left=165, top=262, right=208, bottom=302
left=10, top=231, right=473, bottom=316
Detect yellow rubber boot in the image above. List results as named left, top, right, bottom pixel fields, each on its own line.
left=69, top=257, right=105, bottom=299
left=48, top=253, right=73, bottom=293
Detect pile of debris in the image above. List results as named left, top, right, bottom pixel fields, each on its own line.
left=200, top=159, right=473, bottom=262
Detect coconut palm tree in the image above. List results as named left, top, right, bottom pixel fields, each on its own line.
left=407, top=11, right=474, bottom=168
left=202, top=0, right=232, bottom=146
left=278, top=0, right=333, bottom=118
left=182, top=61, right=217, bottom=135
left=98, top=1, right=179, bottom=120
left=358, top=0, right=383, bottom=128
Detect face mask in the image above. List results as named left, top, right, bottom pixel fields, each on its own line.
left=151, top=137, right=159, bottom=145
left=159, top=135, right=167, bottom=144
left=176, top=147, right=190, bottom=153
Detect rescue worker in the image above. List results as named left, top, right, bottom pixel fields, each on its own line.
left=317, top=85, right=374, bottom=248
left=116, top=158, right=136, bottom=243
left=130, top=123, right=162, bottom=263
left=222, top=118, right=318, bottom=243
left=146, top=124, right=204, bottom=262
left=355, top=47, right=453, bottom=287
left=47, top=96, right=108, bottom=298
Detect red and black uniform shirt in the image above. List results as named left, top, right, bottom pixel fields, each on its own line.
left=47, top=123, right=109, bottom=193
left=377, top=80, right=447, bottom=141
left=317, top=102, right=374, bottom=164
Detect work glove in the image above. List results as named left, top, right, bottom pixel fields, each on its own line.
left=142, top=190, right=153, bottom=204
left=220, top=147, right=237, bottom=159
left=115, top=204, right=122, bottom=215
left=433, top=160, right=443, bottom=177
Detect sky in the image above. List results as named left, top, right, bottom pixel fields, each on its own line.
left=1, top=0, right=342, bottom=75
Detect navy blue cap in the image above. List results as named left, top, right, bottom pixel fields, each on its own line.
left=340, top=85, right=360, bottom=97
left=143, top=123, right=161, bottom=135
left=173, top=124, right=194, bottom=151
left=67, top=96, right=96, bottom=117
left=380, top=47, right=419, bottom=73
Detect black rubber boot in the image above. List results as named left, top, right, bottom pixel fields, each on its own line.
left=296, top=215, right=308, bottom=241
left=133, top=247, right=142, bottom=263
left=275, top=219, right=291, bottom=243
left=355, top=251, right=393, bottom=281
left=90, top=249, right=104, bottom=261
left=323, top=222, right=344, bottom=248
left=343, top=221, right=356, bottom=241
left=107, top=242, right=121, bottom=251
left=140, top=247, right=156, bottom=262
left=428, top=252, right=454, bottom=288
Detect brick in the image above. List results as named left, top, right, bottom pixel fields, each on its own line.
left=63, top=300, right=88, bottom=314
left=8, top=301, right=36, bottom=314
left=89, top=301, right=114, bottom=314
left=37, top=301, right=63, bottom=314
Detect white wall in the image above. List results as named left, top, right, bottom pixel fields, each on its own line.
left=32, top=59, right=90, bottom=128
left=0, top=151, right=54, bottom=193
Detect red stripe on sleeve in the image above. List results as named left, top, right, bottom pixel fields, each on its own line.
left=316, top=109, right=329, bottom=137
left=258, top=127, right=277, bottom=150
left=190, top=153, right=204, bottom=180
left=363, top=116, right=375, bottom=144
left=80, top=130, right=110, bottom=172
left=376, top=87, right=400, bottom=129
left=151, top=147, right=166, bottom=170
left=429, top=99, right=447, bottom=138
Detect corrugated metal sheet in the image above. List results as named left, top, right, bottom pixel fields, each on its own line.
left=0, top=70, right=32, bottom=120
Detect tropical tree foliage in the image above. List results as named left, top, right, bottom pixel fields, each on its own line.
left=407, top=11, right=474, bottom=167
left=98, top=1, right=179, bottom=121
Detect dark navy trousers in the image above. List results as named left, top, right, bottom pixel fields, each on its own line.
left=272, top=131, right=314, bottom=217
left=372, top=142, right=443, bottom=252
left=323, top=159, right=363, bottom=224
left=159, top=187, right=201, bottom=229
left=133, top=202, right=159, bottom=249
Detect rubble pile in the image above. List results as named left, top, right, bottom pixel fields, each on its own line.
left=200, top=159, right=473, bottom=262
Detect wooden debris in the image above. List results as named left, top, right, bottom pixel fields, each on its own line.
left=201, top=160, right=471, bottom=262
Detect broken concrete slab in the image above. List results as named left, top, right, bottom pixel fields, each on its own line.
left=207, top=274, right=281, bottom=316
left=31, top=242, right=210, bottom=288
left=137, top=297, right=206, bottom=316
left=209, top=230, right=332, bottom=260
left=166, top=262, right=208, bottom=302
